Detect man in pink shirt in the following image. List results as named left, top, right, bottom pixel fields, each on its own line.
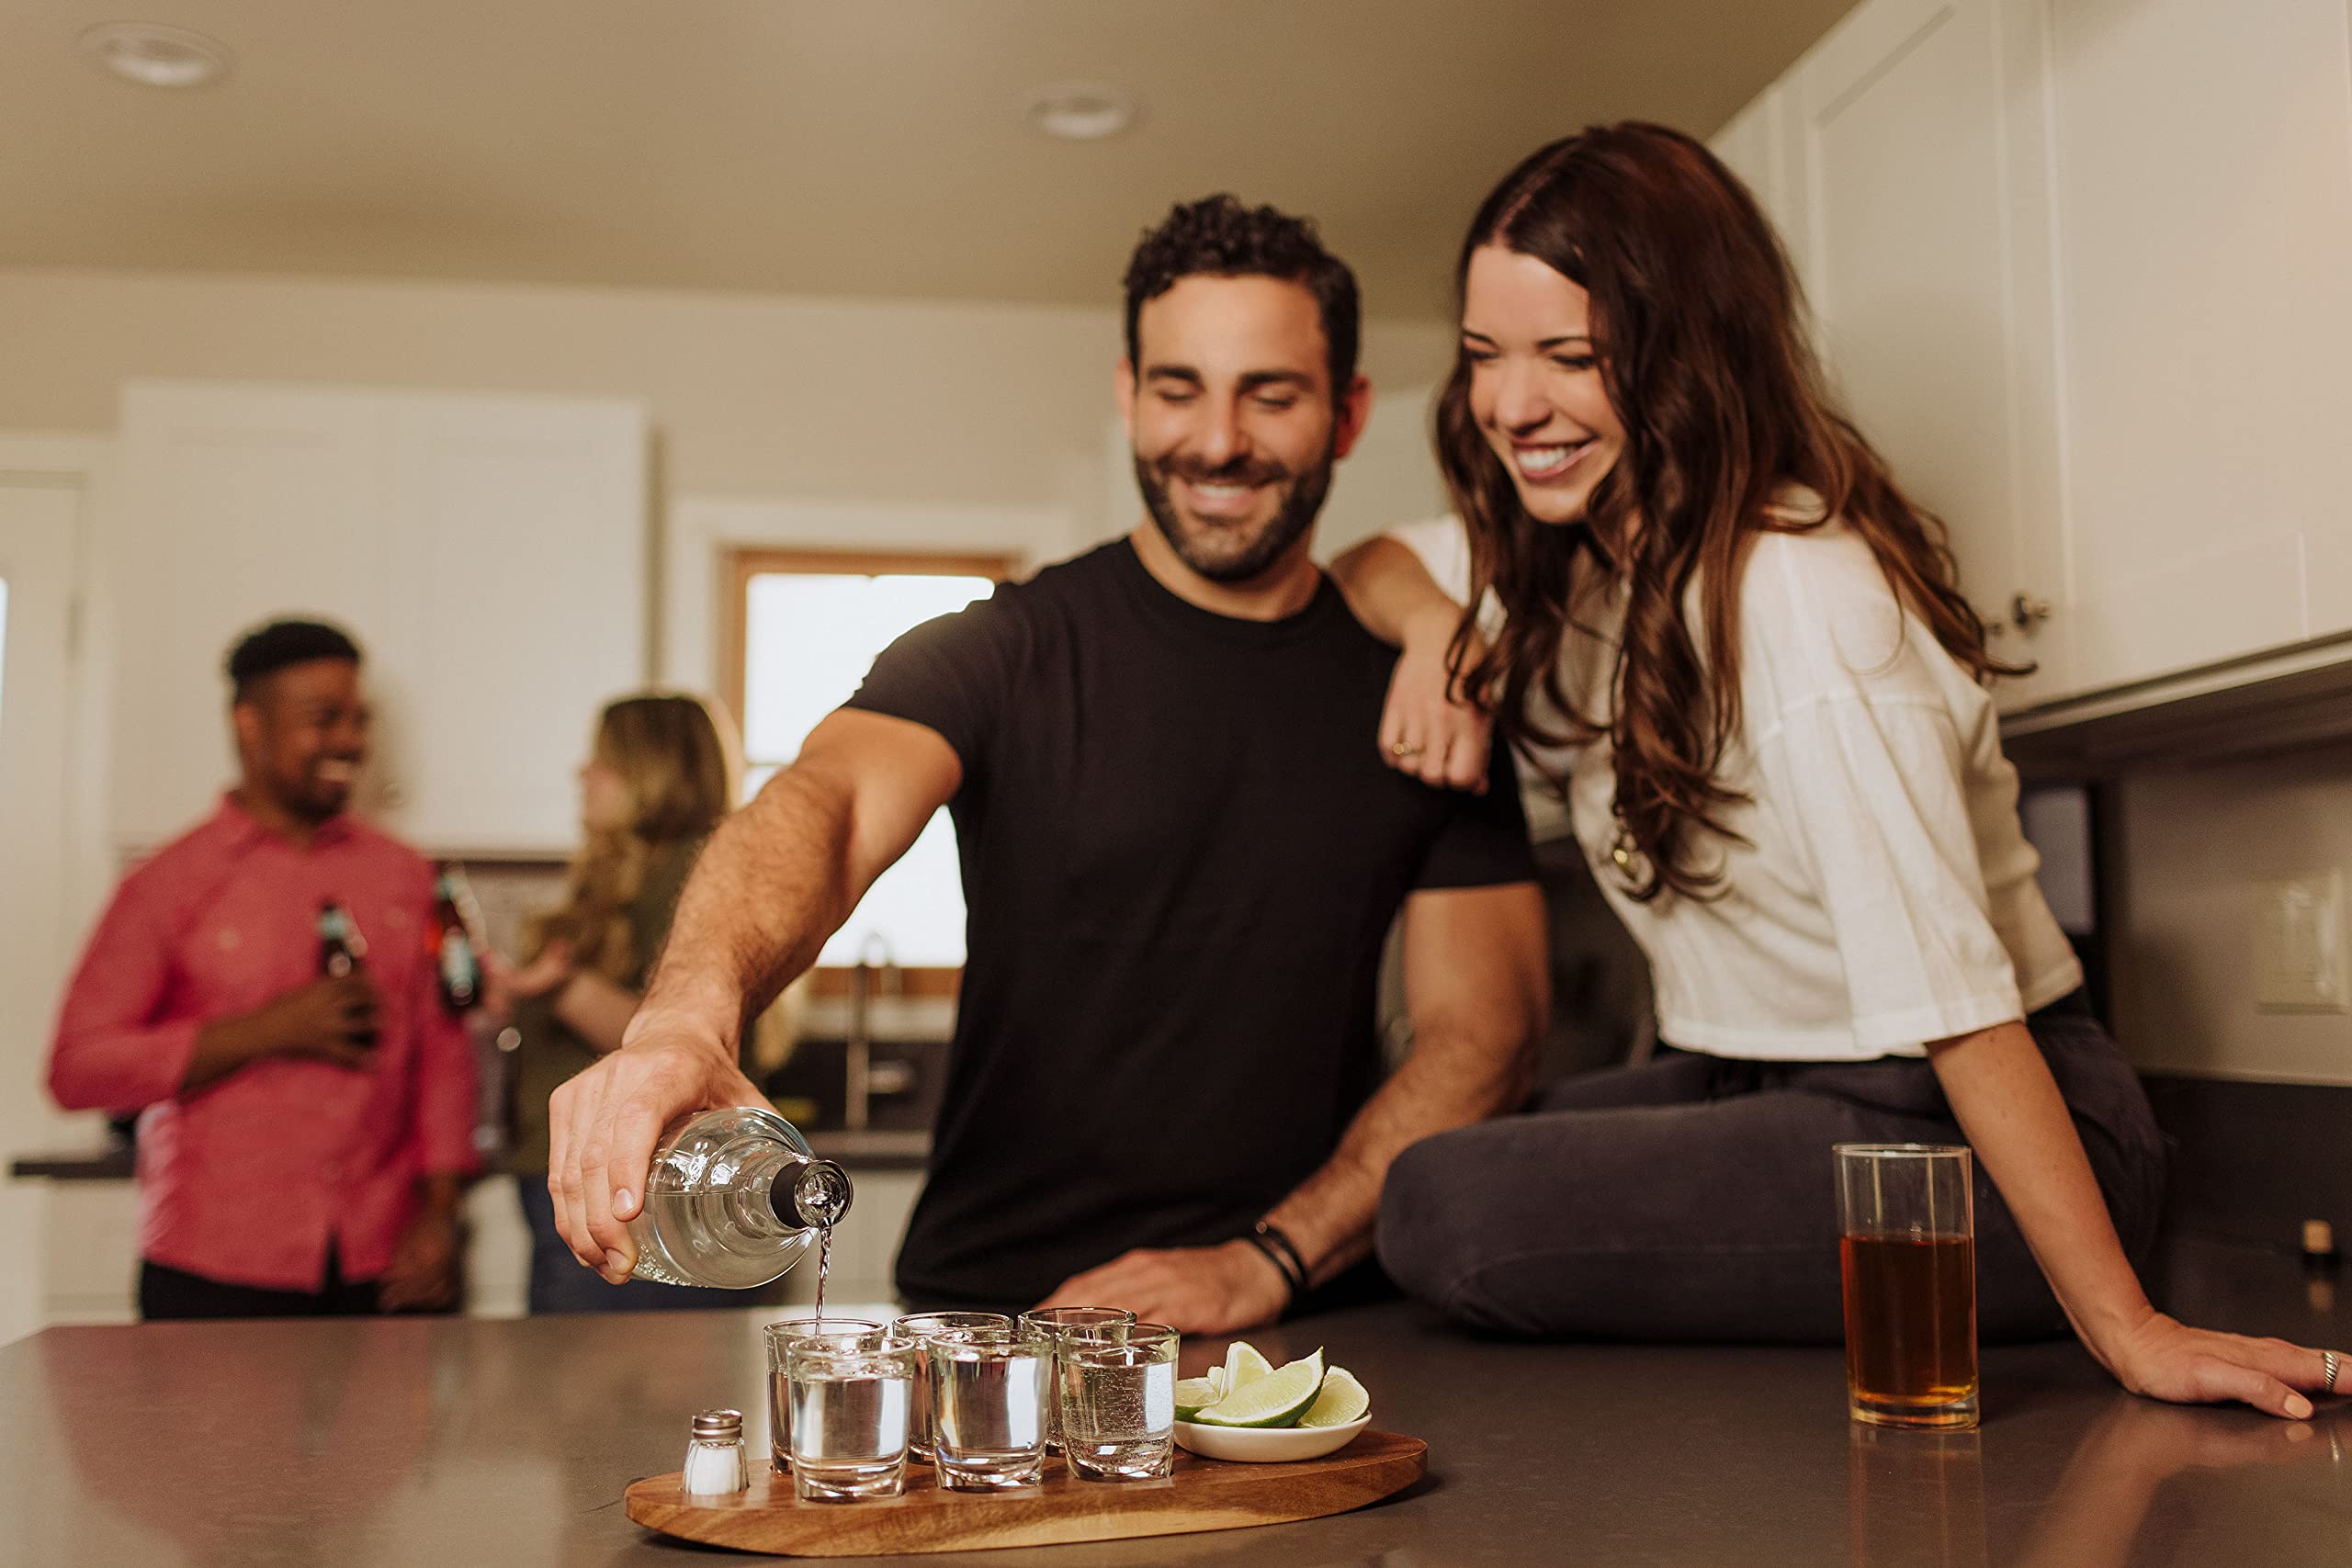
left=49, top=620, right=478, bottom=1319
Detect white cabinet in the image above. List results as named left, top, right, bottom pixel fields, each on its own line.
left=2041, top=0, right=2352, bottom=688
left=1717, top=0, right=2352, bottom=718
left=1777, top=0, right=2075, bottom=708
left=37, top=1181, right=141, bottom=1325
left=1710, top=83, right=1811, bottom=279
left=105, top=382, right=648, bottom=855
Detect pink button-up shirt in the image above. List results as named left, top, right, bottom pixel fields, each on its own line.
left=49, top=795, right=479, bottom=1292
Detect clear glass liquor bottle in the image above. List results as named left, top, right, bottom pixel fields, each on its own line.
left=628, top=1107, right=853, bottom=1289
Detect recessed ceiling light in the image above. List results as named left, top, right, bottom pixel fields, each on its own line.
left=1027, top=82, right=1138, bottom=141
left=79, top=21, right=232, bottom=89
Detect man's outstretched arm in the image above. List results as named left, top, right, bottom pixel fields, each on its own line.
left=548, top=708, right=960, bottom=1280
left=1035, top=879, right=1548, bottom=1332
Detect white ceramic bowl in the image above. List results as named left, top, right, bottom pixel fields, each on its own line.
left=1172, top=1415, right=1372, bottom=1462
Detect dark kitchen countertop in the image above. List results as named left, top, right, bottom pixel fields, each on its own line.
left=3, top=1233, right=2344, bottom=1566
left=6, top=1145, right=135, bottom=1181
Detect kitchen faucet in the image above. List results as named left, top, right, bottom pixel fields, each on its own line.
left=843, top=933, right=899, bottom=1133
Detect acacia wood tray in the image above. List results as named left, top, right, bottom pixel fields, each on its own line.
left=623, top=1428, right=1427, bottom=1557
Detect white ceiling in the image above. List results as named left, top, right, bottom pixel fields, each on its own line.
left=1, top=0, right=1855, bottom=318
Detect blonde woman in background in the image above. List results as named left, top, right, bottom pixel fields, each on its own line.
left=486, top=693, right=795, bottom=1313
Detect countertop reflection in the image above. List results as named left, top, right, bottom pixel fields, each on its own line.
left=3, top=1237, right=2345, bottom=1567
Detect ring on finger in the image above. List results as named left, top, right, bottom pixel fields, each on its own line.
left=1390, top=740, right=1424, bottom=758
left=2326, top=1348, right=2340, bottom=1394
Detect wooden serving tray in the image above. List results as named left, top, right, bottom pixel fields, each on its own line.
left=624, top=1429, right=1427, bottom=1557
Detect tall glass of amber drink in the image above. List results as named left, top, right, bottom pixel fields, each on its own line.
left=1836, top=1144, right=1978, bottom=1429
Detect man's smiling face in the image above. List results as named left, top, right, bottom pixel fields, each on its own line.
left=1123, top=273, right=1359, bottom=585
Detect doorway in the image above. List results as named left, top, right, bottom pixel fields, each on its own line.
left=0, top=439, right=99, bottom=1342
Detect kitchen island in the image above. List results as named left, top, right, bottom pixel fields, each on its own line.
left=3, top=1235, right=2344, bottom=1566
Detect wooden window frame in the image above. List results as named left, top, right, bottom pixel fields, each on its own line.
left=722, top=546, right=1017, bottom=999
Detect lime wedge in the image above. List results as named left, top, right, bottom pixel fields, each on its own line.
left=1172, top=1377, right=1223, bottom=1421
left=1192, top=1349, right=1326, bottom=1428
left=1222, top=1341, right=1273, bottom=1393
left=1205, top=1365, right=1229, bottom=1397
left=1298, top=1367, right=1370, bottom=1427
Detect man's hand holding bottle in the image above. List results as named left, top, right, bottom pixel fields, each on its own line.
left=183, top=972, right=379, bottom=1092
left=545, top=1001, right=768, bottom=1283
left=257, top=972, right=379, bottom=1063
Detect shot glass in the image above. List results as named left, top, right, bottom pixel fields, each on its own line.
left=762, top=1315, right=883, bottom=1472
left=1836, top=1144, right=1979, bottom=1430
left=892, top=1311, right=1012, bottom=1462
left=1017, top=1306, right=1136, bottom=1454
left=786, top=1331, right=919, bottom=1502
left=1055, top=1321, right=1179, bottom=1481
left=927, top=1325, right=1053, bottom=1491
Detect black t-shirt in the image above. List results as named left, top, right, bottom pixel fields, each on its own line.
left=845, top=538, right=1534, bottom=1306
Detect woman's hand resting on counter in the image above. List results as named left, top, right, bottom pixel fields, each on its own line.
left=2093, top=1308, right=2339, bottom=1421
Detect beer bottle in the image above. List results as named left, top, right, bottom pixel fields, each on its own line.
left=431, top=867, right=483, bottom=1015
left=317, top=900, right=377, bottom=1047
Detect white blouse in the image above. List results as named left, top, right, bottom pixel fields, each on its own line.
left=1392, top=502, right=2081, bottom=1060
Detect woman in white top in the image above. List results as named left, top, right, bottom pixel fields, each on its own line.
left=1332, top=123, right=2339, bottom=1417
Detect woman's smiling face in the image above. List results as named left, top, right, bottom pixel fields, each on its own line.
left=1460, top=243, right=1625, bottom=525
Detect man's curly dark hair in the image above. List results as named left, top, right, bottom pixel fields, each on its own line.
left=225, top=618, right=362, bottom=703
left=1122, top=195, right=1362, bottom=398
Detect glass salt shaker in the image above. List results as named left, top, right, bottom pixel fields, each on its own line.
left=682, top=1408, right=750, bottom=1496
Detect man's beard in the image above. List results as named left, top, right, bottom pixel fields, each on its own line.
left=1134, top=443, right=1335, bottom=585
left=266, top=759, right=355, bottom=824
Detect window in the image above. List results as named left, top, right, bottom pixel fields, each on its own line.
left=725, top=549, right=1012, bottom=969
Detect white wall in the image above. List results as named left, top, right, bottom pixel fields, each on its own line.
left=0, top=265, right=1451, bottom=526
left=0, top=265, right=1454, bottom=694
left=0, top=267, right=1114, bottom=510
left=2108, top=743, right=2352, bottom=1086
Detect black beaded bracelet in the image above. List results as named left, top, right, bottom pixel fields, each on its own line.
left=1240, top=1229, right=1306, bottom=1307
left=1251, top=1220, right=1313, bottom=1299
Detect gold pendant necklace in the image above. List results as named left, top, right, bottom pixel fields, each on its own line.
left=1608, top=815, right=1637, bottom=872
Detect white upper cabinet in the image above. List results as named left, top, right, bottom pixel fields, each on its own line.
left=105, top=386, right=391, bottom=845
left=1718, top=0, right=2352, bottom=718
left=1786, top=0, right=2075, bottom=709
left=372, top=395, right=648, bottom=853
left=1711, top=83, right=1813, bottom=278
left=106, top=382, right=648, bottom=855
left=2041, top=0, right=2352, bottom=686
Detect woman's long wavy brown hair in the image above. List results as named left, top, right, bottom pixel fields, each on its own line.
left=1439, top=122, right=2021, bottom=902
left=529, top=693, right=736, bottom=980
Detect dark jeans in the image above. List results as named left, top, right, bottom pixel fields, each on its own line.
left=514, top=1175, right=752, bottom=1314
left=140, top=1248, right=380, bottom=1320
left=1377, top=993, right=2165, bottom=1343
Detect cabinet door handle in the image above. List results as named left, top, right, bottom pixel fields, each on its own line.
left=380, top=781, right=408, bottom=808
left=2008, top=592, right=2053, bottom=634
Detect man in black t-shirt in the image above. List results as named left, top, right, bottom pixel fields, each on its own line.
left=548, top=197, right=1548, bottom=1331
